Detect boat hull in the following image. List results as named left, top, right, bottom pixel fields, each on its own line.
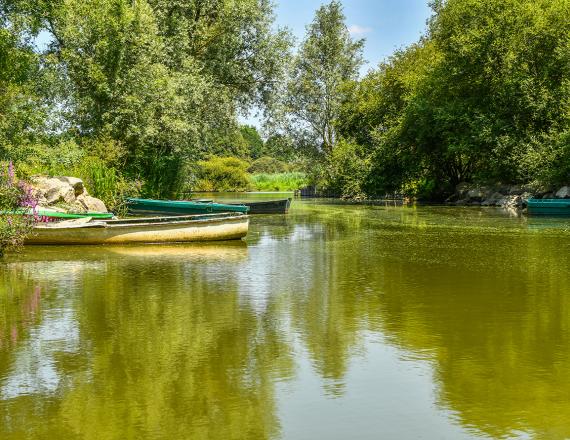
left=26, top=214, right=249, bottom=245
left=527, top=199, right=570, bottom=216
left=233, top=198, right=292, bottom=214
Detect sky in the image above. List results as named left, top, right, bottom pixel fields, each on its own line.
left=275, top=0, right=433, bottom=71
left=241, top=0, right=433, bottom=126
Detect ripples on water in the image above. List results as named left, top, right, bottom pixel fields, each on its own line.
left=1, top=200, right=569, bottom=439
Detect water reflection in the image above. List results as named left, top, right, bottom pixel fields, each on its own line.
left=0, top=204, right=569, bottom=439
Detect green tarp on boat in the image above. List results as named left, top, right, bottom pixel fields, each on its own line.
left=2, top=208, right=114, bottom=220
left=126, top=198, right=249, bottom=216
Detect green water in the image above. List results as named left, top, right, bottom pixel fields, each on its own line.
left=1, top=201, right=570, bottom=439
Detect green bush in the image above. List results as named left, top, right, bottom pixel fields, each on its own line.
left=74, top=157, right=141, bottom=214
left=14, top=138, right=140, bottom=214
left=195, top=157, right=252, bottom=192
left=251, top=172, right=308, bottom=191
left=248, top=156, right=287, bottom=174
left=16, top=140, right=85, bottom=178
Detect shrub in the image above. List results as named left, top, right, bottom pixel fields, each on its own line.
left=248, top=156, right=287, bottom=174
left=16, top=140, right=85, bottom=178
left=0, top=162, right=38, bottom=255
left=195, top=157, right=252, bottom=192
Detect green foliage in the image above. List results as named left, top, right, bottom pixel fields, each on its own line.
left=146, top=0, right=293, bottom=111
left=195, top=157, right=252, bottom=192
left=74, top=157, right=141, bottom=215
left=1, top=0, right=292, bottom=197
left=284, top=1, right=364, bottom=155
left=517, top=130, right=570, bottom=188
left=264, top=134, right=297, bottom=162
left=251, top=172, right=307, bottom=192
left=321, top=139, right=369, bottom=198
left=240, top=125, right=265, bottom=159
left=16, top=140, right=85, bottom=178
left=0, top=215, right=30, bottom=256
left=248, top=156, right=287, bottom=174
left=3, top=0, right=568, bottom=200
left=334, top=0, right=570, bottom=199
left=0, top=28, right=45, bottom=162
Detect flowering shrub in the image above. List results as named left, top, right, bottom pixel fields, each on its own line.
left=0, top=162, right=38, bottom=255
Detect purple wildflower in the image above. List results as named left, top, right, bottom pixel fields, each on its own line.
left=7, top=161, right=14, bottom=186
left=17, top=181, right=40, bottom=222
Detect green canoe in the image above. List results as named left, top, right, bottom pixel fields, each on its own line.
left=527, top=199, right=570, bottom=216
left=126, top=198, right=249, bottom=216
left=2, top=208, right=114, bottom=220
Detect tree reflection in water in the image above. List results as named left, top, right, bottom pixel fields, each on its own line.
left=0, top=205, right=569, bottom=439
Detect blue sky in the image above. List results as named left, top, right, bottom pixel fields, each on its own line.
left=275, top=0, right=433, bottom=70
left=242, top=0, right=432, bottom=126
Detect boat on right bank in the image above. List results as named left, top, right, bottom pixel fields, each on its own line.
left=527, top=199, right=570, bottom=216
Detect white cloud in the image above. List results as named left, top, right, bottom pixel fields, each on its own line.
left=348, top=25, right=372, bottom=36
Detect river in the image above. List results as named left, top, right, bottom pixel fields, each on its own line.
left=1, top=198, right=570, bottom=439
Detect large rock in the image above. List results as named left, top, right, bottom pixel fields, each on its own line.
left=30, top=175, right=107, bottom=213
left=56, top=176, right=86, bottom=197
left=556, top=186, right=570, bottom=199
left=32, top=176, right=76, bottom=204
left=455, top=182, right=471, bottom=198
left=481, top=192, right=505, bottom=206
left=76, top=194, right=108, bottom=213
left=498, top=194, right=531, bottom=208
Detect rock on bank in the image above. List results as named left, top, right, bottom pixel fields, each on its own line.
left=448, top=184, right=570, bottom=208
left=31, top=176, right=108, bottom=213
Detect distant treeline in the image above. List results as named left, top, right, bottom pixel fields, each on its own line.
left=0, top=0, right=568, bottom=201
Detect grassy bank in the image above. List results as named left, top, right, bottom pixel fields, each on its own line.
left=251, top=172, right=308, bottom=192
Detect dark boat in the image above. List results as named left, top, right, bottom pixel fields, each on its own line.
left=527, top=199, right=570, bottom=216
left=182, top=198, right=292, bottom=214
left=233, top=198, right=292, bottom=214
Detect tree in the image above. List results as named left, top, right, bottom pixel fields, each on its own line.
left=240, top=125, right=264, bottom=159
left=264, top=134, right=296, bottom=162
left=147, top=0, right=293, bottom=112
left=285, top=1, right=364, bottom=156
left=336, top=0, right=570, bottom=199
left=0, top=26, right=45, bottom=161
left=1, top=0, right=292, bottom=196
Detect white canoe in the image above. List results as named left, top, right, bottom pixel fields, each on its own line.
left=26, top=213, right=249, bottom=245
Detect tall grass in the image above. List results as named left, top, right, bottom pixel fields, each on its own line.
left=75, top=157, right=140, bottom=215
left=251, top=172, right=308, bottom=192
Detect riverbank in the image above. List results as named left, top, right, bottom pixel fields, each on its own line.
left=445, top=183, right=570, bottom=208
